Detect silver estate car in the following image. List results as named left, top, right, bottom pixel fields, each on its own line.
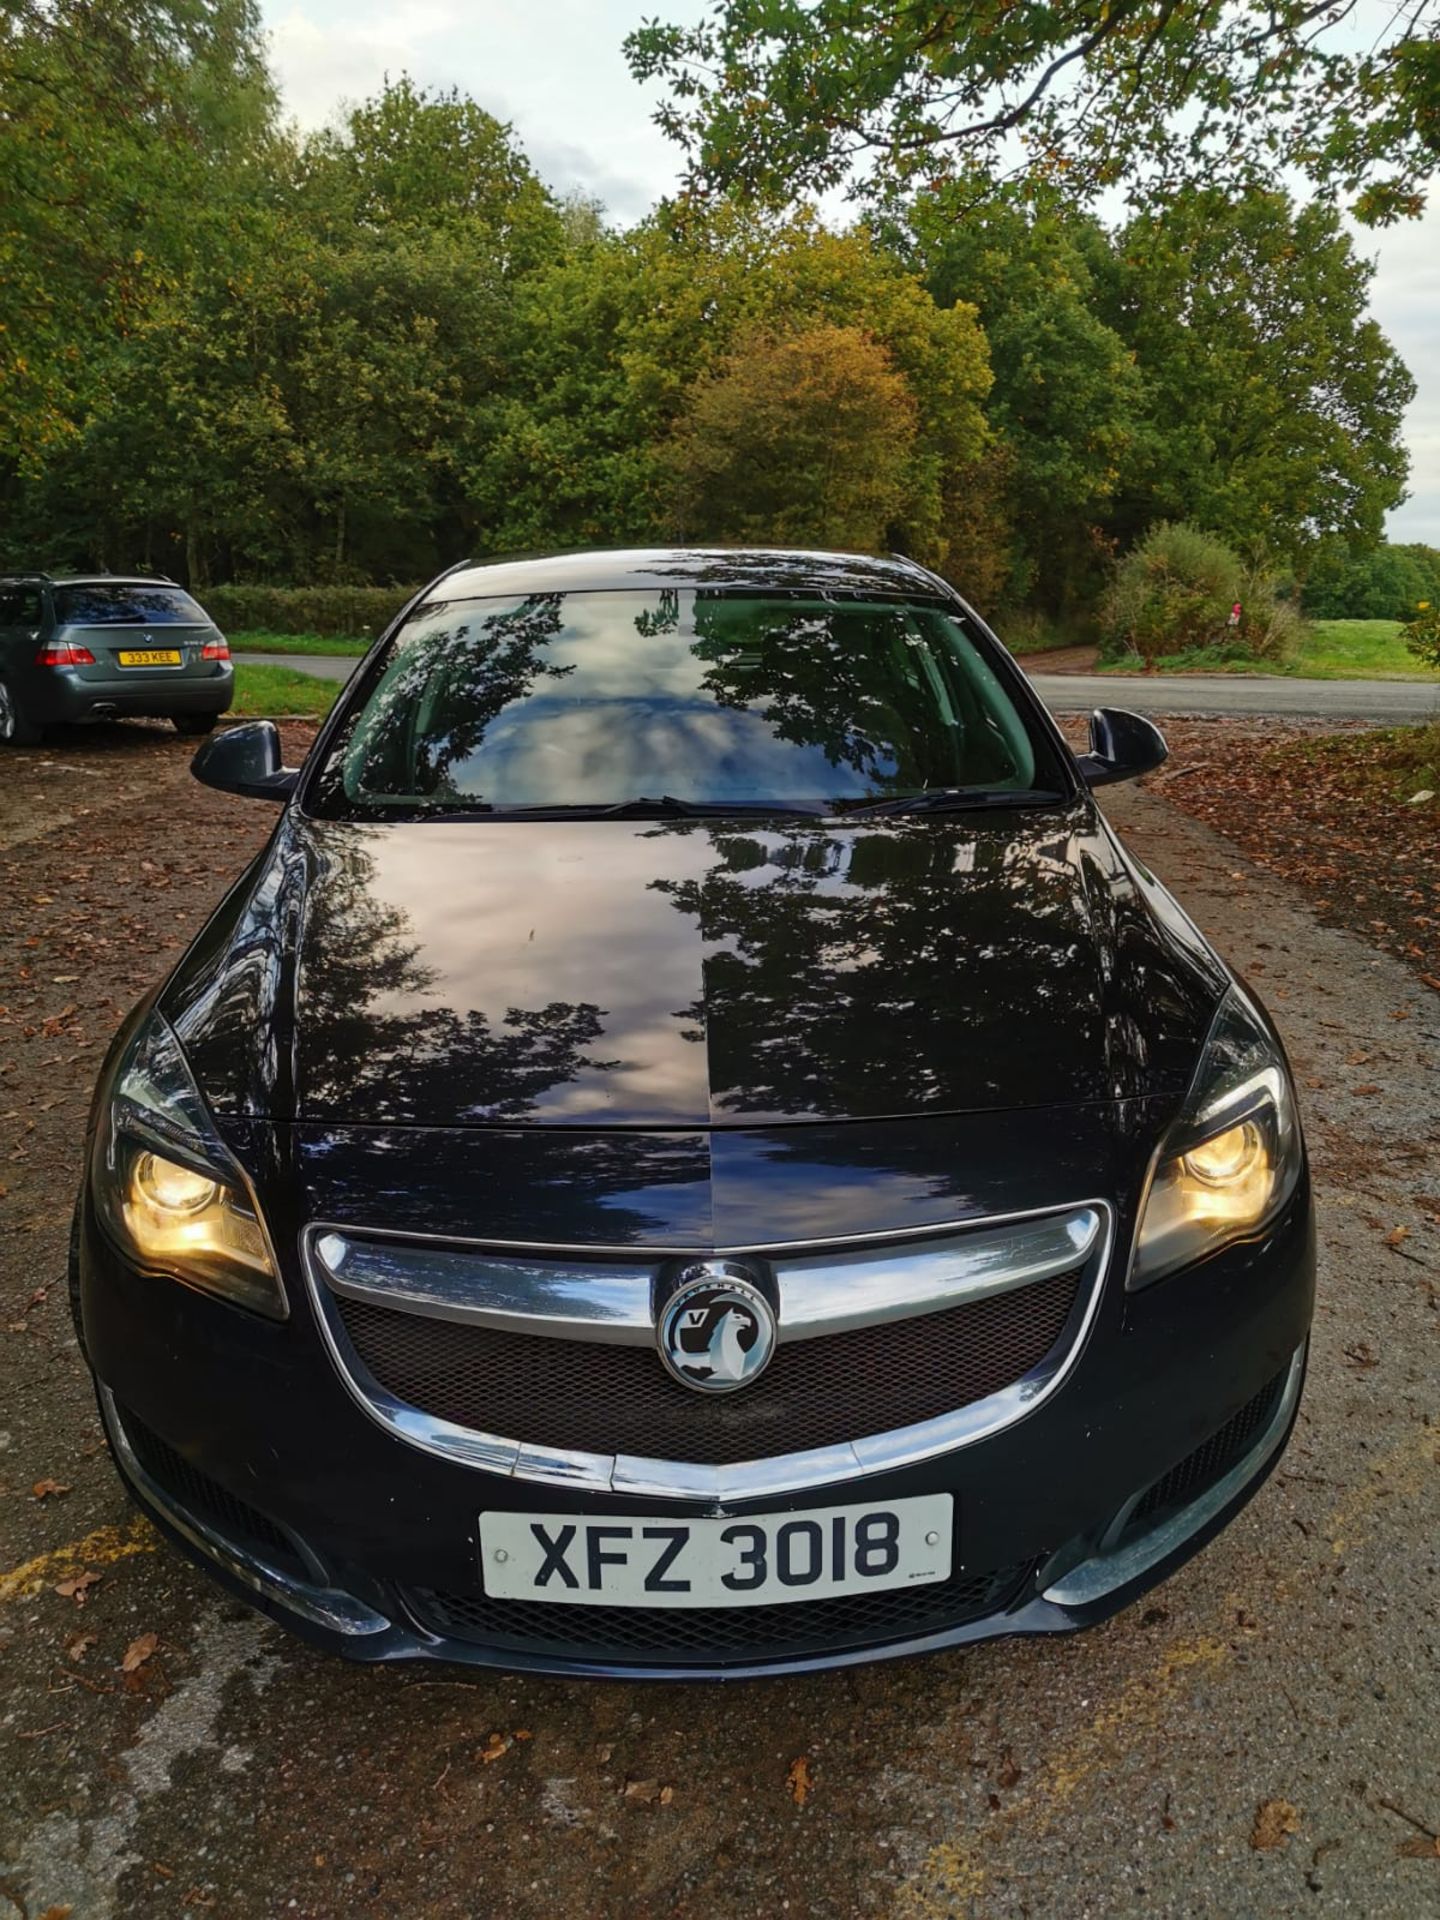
left=0, top=573, right=234, bottom=746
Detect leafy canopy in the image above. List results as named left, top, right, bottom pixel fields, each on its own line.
left=626, top=2, right=1440, bottom=223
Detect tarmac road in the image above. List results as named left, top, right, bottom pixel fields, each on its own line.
left=1, top=720, right=1437, bottom=1919
left=234, top=649, right=1440, bottom=722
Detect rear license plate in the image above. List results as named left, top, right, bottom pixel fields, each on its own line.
left=117, top=648, right=182, bottom=666
left=479, top=1493, right=953, bottom=1608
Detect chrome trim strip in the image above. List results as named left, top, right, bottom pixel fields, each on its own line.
left=308, top=1205, right=1102, bottom=1348
left=778, top=1207, right=1100, bottom=1340
left=1040, top=1343, right=1305, bottom=1608
left=97, top=1386, right=391, bottom=1636
left=312, top=1230, right=655, bottom=1345
left=300, top=1202, right=1115, bottom=1501
left=304, top=1196, right=1104, bottom=1262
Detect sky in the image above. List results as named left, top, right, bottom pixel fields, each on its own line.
left=260, top=0, right=1440, bottom=548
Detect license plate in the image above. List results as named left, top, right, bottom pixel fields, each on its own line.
left=479, top=1494, right=953, bottom=1608
left=117, top=648, right=182, bottom=666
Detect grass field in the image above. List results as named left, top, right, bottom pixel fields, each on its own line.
left=229, top=629, right=368, bottom=656
left=1100, top=618, right=1432, bottom=680
left=230, top=662, right=340, bottom=718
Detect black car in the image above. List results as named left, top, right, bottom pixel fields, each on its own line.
left=0, top=572, right=233, bottom=745
left=73, top=549, right=1314, bottom=1678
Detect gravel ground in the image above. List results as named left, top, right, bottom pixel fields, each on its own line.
left=1, top=718, right=1437, bottom=1920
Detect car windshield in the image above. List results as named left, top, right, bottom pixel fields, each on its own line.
left=307, top=589, right=1066, bottom=817
left=54, top=585, right=208, bottom=626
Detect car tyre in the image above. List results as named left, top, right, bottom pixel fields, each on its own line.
left=0, top=676, right=42, bottom=746
left=174, top=713, right=219, bottom=737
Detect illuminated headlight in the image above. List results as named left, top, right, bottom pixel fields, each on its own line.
left=92, top=1012, right=285, bottom=1319
left=1130, top=986, right=1303, bottom=1289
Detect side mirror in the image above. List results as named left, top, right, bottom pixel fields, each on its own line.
left=191, top=720, right=299, bottom=803
left=1075, top=707, right=1168, bottom=788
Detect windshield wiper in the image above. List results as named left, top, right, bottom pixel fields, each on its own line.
left=835, top=787, right=1069, bottom=821
left=484, top=795, right=829, bottom=820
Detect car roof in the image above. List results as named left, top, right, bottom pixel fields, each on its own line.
left=0, top=573, right=183, bottom=588
left=427, top=547, right=958, bottom=605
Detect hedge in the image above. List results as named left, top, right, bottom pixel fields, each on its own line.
left=201, top=584, right=422, bottom=638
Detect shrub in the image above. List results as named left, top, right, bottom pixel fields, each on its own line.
left=201, top=584, right=421, bottom=639
left=1403, top=599, right=1440, bottom=673
left=1100, top=523, right=1298, bottom=666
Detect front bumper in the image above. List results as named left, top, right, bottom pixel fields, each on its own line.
left=78, top=1177, right=1316, bottom=1679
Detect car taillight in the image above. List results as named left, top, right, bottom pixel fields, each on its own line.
left=202, top=639, right=230, bottom=661
left=36, top=639, right=96, bottom=667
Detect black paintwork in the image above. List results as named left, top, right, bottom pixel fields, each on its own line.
left=162, top=805, right=1226, bottom=1131
left=76, top=548, right=1314, bottom=1676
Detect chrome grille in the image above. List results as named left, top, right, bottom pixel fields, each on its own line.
left=331, top=1264, right=1084, bottom=1467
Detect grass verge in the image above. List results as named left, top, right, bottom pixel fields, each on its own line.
left=1099, top=618, right=1431, bottom=680
left=228, top=629, right=369, bottom=657
left=229, top=663, right=341, bottom=719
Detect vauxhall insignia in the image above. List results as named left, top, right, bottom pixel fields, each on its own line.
left=657, top=1263, right=777, bottom=1394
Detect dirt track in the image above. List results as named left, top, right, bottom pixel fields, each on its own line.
left=2, top=719, right=1437, bottom=1919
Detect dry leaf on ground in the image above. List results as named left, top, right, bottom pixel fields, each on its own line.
left=121, top=1632, right=159, bottom=1673
left=480, top=1731, right=513, bottom=1764
left=54, top=1570, right=101, bottom=1604
left=64, top=1629, right=98, bottom=1663
left=1251, top=1798, right=1301, bottom=1850
left=32, top=1478, right=70, bottom=1499
left=787, top=1756, right=814, bottom=1807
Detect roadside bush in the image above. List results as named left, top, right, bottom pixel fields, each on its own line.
left=1100, top=523, right=1297, bottom=666
left=202, top=584, right=420, bottom=638
left=1403, top=599, right=1440, bottom=673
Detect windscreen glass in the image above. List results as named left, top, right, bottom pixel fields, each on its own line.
left=309, top=589, right=1063, bottom=814
left=55, top=586, right=208, bottom=626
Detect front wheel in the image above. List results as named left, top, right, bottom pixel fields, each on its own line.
left=173, top=713, right=219, bottom=737
left=0, top=676, right=42, bottom=746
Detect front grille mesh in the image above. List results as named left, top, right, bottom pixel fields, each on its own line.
left=1127, top=1366, right=1288, bottom=1531
left=332, top=1264, right=1084, bottom=1466
left=119, top=1406, right=299, bottom=1566
left=408, top=1559, right=1035, bottom=1664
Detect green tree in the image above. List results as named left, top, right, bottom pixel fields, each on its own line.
left=474, top=205, right=991, bottom=566
left=0, top=0, right=273, bottom=467
left=662, top=322, right=919, bottom=550
left=626, top=2, right=1440, bottom=223
left=1094, top=189, right=1414, bottom=564
left=901, top=186, right=1143, bottom=615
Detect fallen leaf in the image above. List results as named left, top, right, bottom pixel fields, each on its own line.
left=121, top=1632, right=159, bottom=1673
left=514, top=1728, right=533, bottom=1741
left=1398, top=1835, right=1440, bottom=1860
left=1384, top=1226, right=1411, bottom=1248
left=1251, top=1798, right=1301, bottom=1850
left=997, top=1749, right=1023, bottom=1790
left=659, top=1785, right=674, bottom=1805
left=64, top=1629, right=98, bottom=1663
left=37, top=1907, right=74, bottom=1920
left=787, top=1756, right=814, bottom=1807
left=1353, top=1084, right=1381, bottom=1097
left=479, top=1731, right=513, bottom=1764
left=54, top=1570, right=101, bottom=1604
left=32, top=1478, right=71, bottom=1499
left=624, top=1777, right=662, bottom=1804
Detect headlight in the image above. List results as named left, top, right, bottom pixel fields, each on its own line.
left=92, top=1011, right=286, bottom=1318
left=1129, top=985, right=1303, bottom=1289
